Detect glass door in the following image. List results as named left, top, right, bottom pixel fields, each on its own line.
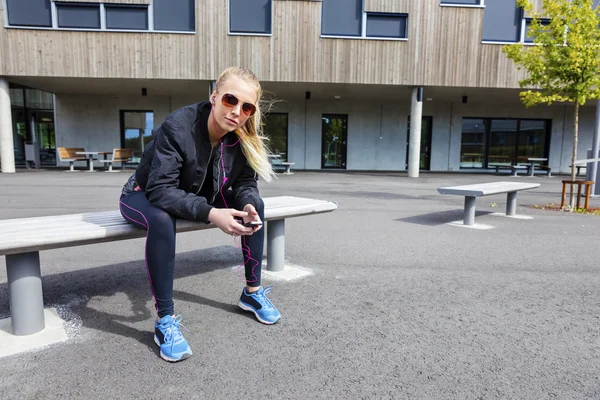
left=120, top=110, right=154, bottom=163
left=406, top=116, right=433, bottom=170
left=321, top=114, right=347, bottom=169
left=488, top=119, right=517, bottom=169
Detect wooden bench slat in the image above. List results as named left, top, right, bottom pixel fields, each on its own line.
left=0, top=196, right=337, bottom=255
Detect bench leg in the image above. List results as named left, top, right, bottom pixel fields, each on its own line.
left=5, top=252, right=45, bottom=335
left=266, top=219, right=285, bottom=272
left=107, top=162, right=113, bottom=172
left=506, top=192, right=517, bottom=216
left=464, top=196, right=476, bottom=226
left=69, top=161, right=75, bottom=172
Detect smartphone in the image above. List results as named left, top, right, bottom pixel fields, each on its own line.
left=243, top=221, right=263, bottom=227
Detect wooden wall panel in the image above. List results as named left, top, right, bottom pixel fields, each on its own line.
left=0, top=0, right=532, bottom=89
left=364, top=0, right=417, bottom=14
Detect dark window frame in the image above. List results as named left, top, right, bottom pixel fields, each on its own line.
left=119, top=109, right=154, bottom=152
left=105, top=4, right=149, bottom=31
left=229, top=0, right=273, bottom=35
left=321, top=0, right=409, bottom=40
left=263, top=112, right=289, bottom=161
left=6, top=0, right=52, bottom=27
left=5, top=0, right=195, bottom=33
left=365, top=12, right=408, bottom=39
left=321, top=113, right=348, bottom=169
left=55, top=2, right=101, bottom=29
left=440, top=0, right=483, bottom=6
left=481, top=1, right=523, bottom=43
left=459, top=117, right=552, bottom=169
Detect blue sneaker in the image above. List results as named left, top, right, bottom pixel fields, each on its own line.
left=238, top=286, right=281, bottom=324
left=154, top=315, right=192, bottom=362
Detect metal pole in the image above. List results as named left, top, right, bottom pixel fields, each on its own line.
left=6, top=252, right=46, bottom=335
left=0, top=77, right=16, bottom=173
left=408, top=87, right=423, bottom=178
left=266, top=219, right=285, bottom=272
left=590, top=100, right=600, bottom=195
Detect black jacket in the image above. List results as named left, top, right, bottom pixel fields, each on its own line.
left=123, top=102, right=261, bottom=223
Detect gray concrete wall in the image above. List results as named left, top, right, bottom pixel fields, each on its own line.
left=54, top=92, right=599, bottom=174
left=54, top=94, right=203, bottom=168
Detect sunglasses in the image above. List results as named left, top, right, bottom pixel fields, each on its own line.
left=220, top=93, right=257, bottom=117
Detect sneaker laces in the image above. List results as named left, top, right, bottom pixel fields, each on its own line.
left=255, top=286, right=275, bottom=310
left=163, top=315, right=188, bottom=351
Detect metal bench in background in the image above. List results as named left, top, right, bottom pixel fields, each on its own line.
left=437, top=181, right=540, bottom=226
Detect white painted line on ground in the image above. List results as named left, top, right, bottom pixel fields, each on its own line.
left=447, top=221, right=495, bottom=230
left=0, top=308, right=68, bottom=358
left=489, top=212, right=534, bottom=220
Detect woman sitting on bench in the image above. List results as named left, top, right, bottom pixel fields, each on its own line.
left=118, top=67, right=280, bottom=362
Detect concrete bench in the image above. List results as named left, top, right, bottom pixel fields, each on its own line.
left=0, top=196, right=337, bottom=336
left=437, top=182, right=540, bottom=226
left=494, top=165, right=529, bottom=176
left=277, top=162, right=295, bottom=175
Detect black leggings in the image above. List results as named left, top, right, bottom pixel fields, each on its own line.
left=119, top=190, right=265, bottom=318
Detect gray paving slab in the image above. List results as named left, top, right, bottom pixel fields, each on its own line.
left=0, top=169, right=599, bottom=399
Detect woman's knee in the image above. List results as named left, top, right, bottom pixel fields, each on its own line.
left=146, top=207, right=176, bottom=230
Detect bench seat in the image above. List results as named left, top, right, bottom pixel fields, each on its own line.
left=0, top=196, right=337, bottom=336
left=437, top=182, right=540, bottom=226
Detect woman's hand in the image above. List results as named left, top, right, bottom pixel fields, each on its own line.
left=208, top=208, right=254, bottom=236
left=242, top=204, right=263, bottom=233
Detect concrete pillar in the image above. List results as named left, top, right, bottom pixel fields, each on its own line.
left=0, top=77, right=16, bottom=173
left=408, top=87, right=423, bottom=178
left=590, top=100, right=600, bottom=195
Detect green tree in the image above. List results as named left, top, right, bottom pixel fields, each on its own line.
left=503, top=0, right=600, bottom=207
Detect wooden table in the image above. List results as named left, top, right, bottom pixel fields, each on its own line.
left=76, top=151, right=99, bottom=172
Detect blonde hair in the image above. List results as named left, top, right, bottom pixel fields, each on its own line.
left=215, top=67, right=276, bottom=183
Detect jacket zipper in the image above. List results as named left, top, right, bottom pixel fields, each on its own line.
left=210, top=143, right=223, bottom=203
left=195, top=146, right=215, bottom=196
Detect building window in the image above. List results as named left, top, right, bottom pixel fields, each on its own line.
left=229, top=0, right=272, bottom=35
left=263, top=113, right=288, bottom=161
left=154, top=0, right=195, bottom=32
left=441, top=0, right=482, bottom=5
left=322, top=0, right=362, bottom=36
left=6, top=0, right=52, bottom=27
left=460, top=118, right=551, bottom=169
left=482, top=0, right=522, bottom=43
left=366, top=13, right=408, bottom=39
left=6, top=1, right=194, bottom=33
left=105, top=5, right=148, bottom=30
left=322, top=0, right=408, bottom=39
left=524, top=18, right=551, bottom=43
left=121, top=111, right=154, bottom=159
left=9, top=86, right=56, bottom=166
left=56, top=3, right=101, bottom=29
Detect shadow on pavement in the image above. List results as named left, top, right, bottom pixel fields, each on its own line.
left=396, top=209, right=494, bottom=226
left=0, top=245, right=250, bottom=356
